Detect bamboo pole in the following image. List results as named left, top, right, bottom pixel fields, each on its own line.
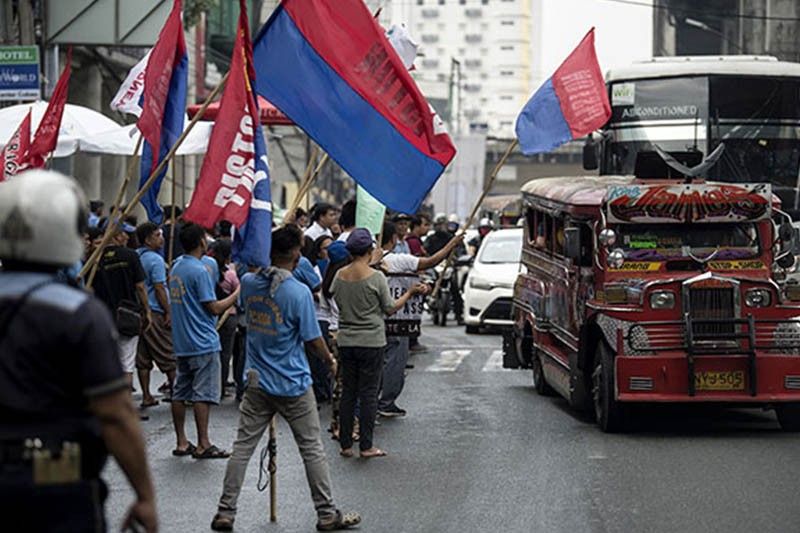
left=80, top=71, right=230, bottom=284
left=430, top=139, right=518, bottom=299
left=167, top=159, right=178, bottom=266
left=268, top=418, right=277, bottom=522
left=285, top=151, right=329, bottom=222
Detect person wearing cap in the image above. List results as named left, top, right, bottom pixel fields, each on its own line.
left=332, top=228, right=427, bottom=458
left=93, top=217, right=153, bottom=393
left=391, top=213, right=412, bottom=254
left=0, top=171, right=157, bottom=532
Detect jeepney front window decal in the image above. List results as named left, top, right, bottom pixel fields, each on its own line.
left=616, top=223, right=760, bottom=262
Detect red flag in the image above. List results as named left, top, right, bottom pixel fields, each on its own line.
left=137, top=0, right=186, bottom=173
left=25, top=46, right=72, bottom=168
left=184, top=0, right=265, bottom=228
left=1, top=110, right=32, bottom=181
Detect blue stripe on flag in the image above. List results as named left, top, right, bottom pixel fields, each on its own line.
left=515, top=78, right=573, bottom=155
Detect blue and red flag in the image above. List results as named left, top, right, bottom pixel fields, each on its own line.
left=136, top=0, right=188, bottom=223
left=184, top=0, right=272, bottom=267
left=252, top=0, right=456, bottom=214
left=515, top=28, right=611, bottom=155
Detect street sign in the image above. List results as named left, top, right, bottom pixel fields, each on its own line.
left=0, top=46, right=40, bottom=101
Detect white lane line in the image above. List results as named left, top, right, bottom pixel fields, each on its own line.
left=481, top=349, right=509, bottom=372
left=428, top=350, right=471, bottom=372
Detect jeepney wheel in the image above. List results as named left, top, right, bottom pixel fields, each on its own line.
left=591, top=342, right=626, bottom=433
left=776, top=404, right=800, bottom=432
left=532, top=350, right=555, bottom=396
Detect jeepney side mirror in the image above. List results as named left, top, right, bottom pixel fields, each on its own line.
left=582, top=138, right=598, bottom=171
left=564, top=227, right=581, bottom=260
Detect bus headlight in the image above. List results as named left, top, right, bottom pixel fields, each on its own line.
left=745, top=288, right=771, bottom=308
left=649, top=290, right=675, bottom=309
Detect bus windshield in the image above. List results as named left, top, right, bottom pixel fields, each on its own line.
left=615, top=223, right=761, bottom=262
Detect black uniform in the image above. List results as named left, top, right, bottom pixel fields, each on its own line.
left=0, top=271, right=126, bottom=532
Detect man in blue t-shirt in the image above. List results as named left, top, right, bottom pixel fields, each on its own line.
left=169, top=223, right=239, bottom=460
left=212, top=225, right=360, bottom=532
left=135, top=222, right=176, bottom=408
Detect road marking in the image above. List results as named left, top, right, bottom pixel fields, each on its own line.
left=481, top=350, right=509, bottom=372
left=428, top=350, right=471, bottom=372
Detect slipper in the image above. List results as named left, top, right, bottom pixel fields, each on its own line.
left=339, top=448, right=354, bottom=458
left=317, top=510, right=362, bottom=531
left=360, top=448, right=387, bottom=458
left=139, top=399, right=159, bottom=409
left=193, top=445, right=231, bottom=460
left=172, top=443, right=197, bottom=457
left=210, top=513, right=234, bottom=531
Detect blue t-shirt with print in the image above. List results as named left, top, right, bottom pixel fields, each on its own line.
left=201, top=255, right=219, bottom=285
left=138, top=247, right=168, bottom=314
left=169, top=255, right=221, bottom=356
left=242, top=271, right=322, bottom=397
left=293, top=256, right=321, bottom=291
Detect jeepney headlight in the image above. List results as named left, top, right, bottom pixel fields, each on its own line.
left=649, top=290, right=675, bottom=309
left=607, top=248, right=625, bottom=269
left=599, top=228, right=617, bottom=247
left=745, top=288, right=771, bottom=308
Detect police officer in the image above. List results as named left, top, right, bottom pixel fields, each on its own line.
left=0, top=171, right=158, bottom=532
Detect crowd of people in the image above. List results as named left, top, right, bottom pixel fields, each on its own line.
left=0, top=170, right=488, bottom=532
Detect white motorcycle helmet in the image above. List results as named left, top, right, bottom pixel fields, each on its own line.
left=0, top=170, right=87, bottom=267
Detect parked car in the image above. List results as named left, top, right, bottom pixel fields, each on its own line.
left=463, top=228, right=522, bottom=333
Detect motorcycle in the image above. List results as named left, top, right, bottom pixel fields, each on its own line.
left=427, top=255, right=472, bottom=327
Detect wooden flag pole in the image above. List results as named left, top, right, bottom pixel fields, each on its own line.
left=80, top=71, right=230, bottom=283
left=167, top=160, right=179, bottom=266
left=285, top=151, right=329, bottom=222
left=268, top=418, right=278, bottom=522
left=83, top=133, right=144, bottom=288
left=430, top=139, right=518, bottom=299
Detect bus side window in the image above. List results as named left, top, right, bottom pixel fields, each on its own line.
left=552, top=216, right=565, bottom=257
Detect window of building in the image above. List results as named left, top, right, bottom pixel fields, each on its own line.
left=421, top=8, right=439, bottom=17
left=500, top=70, right=514, bottom=76
left=500, top=45, right=514, bottom=51
left=417, top=0, right=424, bottom=5
left=482, top=0, right=489, bottom=4
left=438, top=0, right=445, bottom=5
left=458, top=22, right=466, bottom=30
left=500, top=120, right=513, bottom=127
left=422, top=58, right=440, bottom=69
left=437, top=73, right=448, bottom=82
left=501, top=20, right=514, bottom=26
left=465, top=34, right=482, bottom=44
left=465, top=8, right=482, bottom=17
left=500, top=95, right=513, bottom=101
left=459, top=0, right=467, bottom=4
left=422, top=34, right=440, bottom=43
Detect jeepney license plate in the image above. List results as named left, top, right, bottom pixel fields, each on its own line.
left=695, top=371, right=745, bottom=391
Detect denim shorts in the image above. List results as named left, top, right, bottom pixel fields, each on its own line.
left=173, top=352, right=221, bottom=404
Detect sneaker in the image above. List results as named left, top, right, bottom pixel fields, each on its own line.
left=378, top=406, right=407, bottom=418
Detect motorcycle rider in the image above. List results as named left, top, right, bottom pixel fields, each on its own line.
left=469, top=217, right=495, bottom=254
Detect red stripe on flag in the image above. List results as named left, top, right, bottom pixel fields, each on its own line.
left=281, top=0, right=455, bottom=167
left=1, top=109, right=32, bottom=181
left=25, top=47, right=72, bottom=167
left=551, top=28, right=611, bottom=139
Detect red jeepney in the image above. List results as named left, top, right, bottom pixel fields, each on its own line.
left=504, top=176, right=800, bottom=432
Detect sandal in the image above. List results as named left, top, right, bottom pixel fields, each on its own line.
left=317, top=510, right=362, bottom=531
left=172, top=443, right=197, bottom=457
left=139, top=398, right=159, bottom=409
left=211, top=513, right=234, bottom=531
left=193, top=445, right=231, bottom=460
left=339, top=448, right=354, bottom=458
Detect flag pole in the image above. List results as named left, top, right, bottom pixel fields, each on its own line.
left=430, top=139, right=518, bottom=299
left=268, top=417, right=277, bottom=522
left=167, top=160, right=179, bottom=266
left=79, top=71, right=230, bottom=283
left=83, top=133, right=145, bottom=288
left=285, top=151, right=328, bottom=222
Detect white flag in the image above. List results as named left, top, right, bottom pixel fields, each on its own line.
left=110, top=50, right=151, bottom=117
left=386, top=24, right=418, bottom=71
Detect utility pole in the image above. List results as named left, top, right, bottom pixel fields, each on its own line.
left=17, top=0, right=34, bottom=45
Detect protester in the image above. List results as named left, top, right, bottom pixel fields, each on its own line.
left=391, top=213, right=413, bottom=254
left=0, top=171, right=157, bottom=532
left=168, top=223, right=240, bottom=460
left=135, top=222, right=177, bottom=408
left=406, top=214, right=431, bottom=257
left=294, top=207, right=309, bottom=229
left=337, top=199, right=356, bottom=242
left=211, top=225, right=361, bottom=532
left=332, top=228, right=427, bottom=458
left=320, top=241, right=351, bottom=439
left=208, top=238, right=240, bottom=398
left=93, top=218, right=153, bottom=393
left=305, top=202, right=339, bottom=240
left=88, top=199, right=104, bottom=227
left=377, top=221, right=463, bottom=417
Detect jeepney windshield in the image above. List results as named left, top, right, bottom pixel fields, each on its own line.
left=615, top=223, right=761, bottom=262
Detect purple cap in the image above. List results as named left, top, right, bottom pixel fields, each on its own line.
left=345, top=227, right=374, bottom=254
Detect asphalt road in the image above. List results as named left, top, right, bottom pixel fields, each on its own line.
left=104, top=321, right=800, bottom=533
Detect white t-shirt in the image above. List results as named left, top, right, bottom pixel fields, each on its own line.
left=382, top=252, right=420, bottom=274
left=337, top=230, right=351, bottom=243
left=304, top=221, right=332, bottom=241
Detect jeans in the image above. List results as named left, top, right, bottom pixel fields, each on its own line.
left=173, top=352, right=221, bottom=404
left=339, top=346, right=384, bottom=451
left=218, top=314, right=237, bottom=391
left=309, top=321, right=333, bottom=403
left=217, top=376, right=337, bottom=521
left=232, top=326, right=247, bottom=399
left=379, top=336, right=409, bottom=411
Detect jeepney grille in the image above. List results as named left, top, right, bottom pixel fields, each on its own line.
left=688, top=287, right=736, bottom=338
